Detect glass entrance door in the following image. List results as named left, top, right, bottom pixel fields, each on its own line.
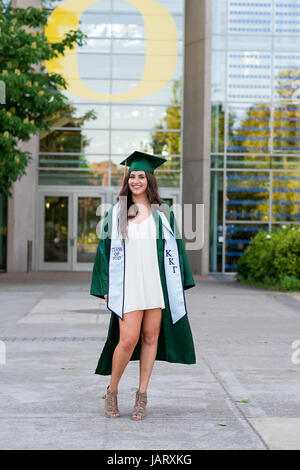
left=39, top=193, right=72, bottom=270
left=75, top=196, right=102, bottom=269
left=39, top=191, right=104, bottom=271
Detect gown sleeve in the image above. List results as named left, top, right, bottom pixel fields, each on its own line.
left=169, top=206, right=196, bottom=291
left=90, top=207, right=112, bottom=300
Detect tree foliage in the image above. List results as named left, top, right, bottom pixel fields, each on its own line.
left=0, top=2, right=87, bottom=196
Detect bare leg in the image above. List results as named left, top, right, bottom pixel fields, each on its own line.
left=134, top=307, right=162, bottom=419
left=109, top=310, right=143, bottom=398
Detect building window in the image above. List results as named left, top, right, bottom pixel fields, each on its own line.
left=210, top=0, right=300, bottom=273
left=39, top=0, right=185, bottom=188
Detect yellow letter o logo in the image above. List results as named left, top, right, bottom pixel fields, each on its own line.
left=45, top=0, right=178, bottom=102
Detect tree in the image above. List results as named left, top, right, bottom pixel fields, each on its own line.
left=149, top=80, right=182, bottom=187
left=0, top=2, right=87, bottom=196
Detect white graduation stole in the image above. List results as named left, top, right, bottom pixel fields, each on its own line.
left=107, top=201, right=187, bottom=324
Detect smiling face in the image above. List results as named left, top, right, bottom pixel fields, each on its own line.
left=128, top=170, right=148, bottom=196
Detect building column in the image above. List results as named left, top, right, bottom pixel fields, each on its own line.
left=7, top=136, right=39, bottom=272
left=6, top=0, right=40, bottom=272
left=182, top=0, right=211, bottom=275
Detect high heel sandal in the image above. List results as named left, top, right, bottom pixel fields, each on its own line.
left=132, top=390, right=147, bottom=420
left=104, top=385, right=120, bottom=418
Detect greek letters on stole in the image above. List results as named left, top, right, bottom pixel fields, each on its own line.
left=107, top=201, right=187, bottom=324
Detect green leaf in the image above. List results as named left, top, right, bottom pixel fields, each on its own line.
left=0, top=4, right=87, bottom=194
left=217, top=421, right=227, bottom=426
left=61, top=367, right=74, bottom=370
left=235, top=398, right=250, bottom=403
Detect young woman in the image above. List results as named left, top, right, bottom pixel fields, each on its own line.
left=90, top=151, right=196, bottom=420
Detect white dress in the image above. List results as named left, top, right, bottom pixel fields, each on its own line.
left=123, top=213, right=165, bottom=314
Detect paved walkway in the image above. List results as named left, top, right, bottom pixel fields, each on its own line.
left=0, top=271, right=299, bottom=450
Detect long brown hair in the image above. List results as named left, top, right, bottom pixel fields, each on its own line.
left=117, top=171, right=163, bottom=239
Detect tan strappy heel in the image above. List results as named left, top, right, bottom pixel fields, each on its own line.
left=104, top=385, right=120, bottom=418
left=132, top=390, right=147, bottom=420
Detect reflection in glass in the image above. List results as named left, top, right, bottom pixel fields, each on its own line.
left=43, top=104, right=99, bottom=129
left=112, top=54, right=182, bottom=81
left=227, top=52, right=272, bottom=102
left=155, top=171, right=180, bottom=188
left=274, top=55, right=300, bottom=101
left=44, top=196, right=68, bottom=262
left=211, top=102, right=225, bottom=153
left=40, top=130, right=109, bottom=154
left=227, top=104, right=270, bottom=153
left=111, top=130, right=181, bottom=155
left=227, top=155, right=271, bottom=169
left=77, top=197, right=101, bottom=263
left=273, top=103, right=300, bottom=153
left=111, top=170, right=125, bottom=187
left=274, top=2, right=300, bottom=35
left=111, top=79, right=181, bottom=103
left=39, top=154, right=109, bottom=169
left=149, top=80, right=182, bottom=155
left=226, top=172, right=269, bottom=222
left=227, top=35, right=272, bottom=51
left=210, top=0, right=300, bottom=273
left=228, top=1, right=272, bottom=34
left=78, top=54, right=111, bottom=78
left=210, top=171, right=224, bottom=272
left=212, top=0, right=227, bottom=34
left=111, top=14, right=144, bottom=38
left=79, top=14, right=112, bottom=38
left=53, top=104, right=109, bottom=129
left=211, top=51, right=226, bottom=102
left=113, top=0, right=138, bottom=13
left=112, top=38, right=145, bottom=53
left=112, top=0, right=184, bottom=14
left=80, top=39, right=111, bottom=53
left=41, top=0, right=185, bottom=194
left=112, top=38, right=182, bottom=55
left=272, top=172, right=300, bottom=222
left=271, top=155, right=300, bottom=170
left=112, top=54, right=145, bottom=80
left=85, top=0, right=112, bottom=12
left=39, top=170, right=109, bottom=186
left=46, top=0, right=112, bottom=12
left=273, top=36, right=300, bottom=52
left=63, top=80, right=110, bottom=100
left=159, top=0, right=184, bottom=14
left=111, top=105, right=181, bottom=130
left=210, top=155, right=224, bottom=169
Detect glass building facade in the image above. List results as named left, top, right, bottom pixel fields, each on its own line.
left=40, top=0, right=184, bottom=189
left=4, top=0, right=300, bottom=273
left=37, top=0, right=184, bottom=270
left=210, top=0, right=300, bottom=272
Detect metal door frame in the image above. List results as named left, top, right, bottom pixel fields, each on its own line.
left=37, top=186, right=107, bottom=271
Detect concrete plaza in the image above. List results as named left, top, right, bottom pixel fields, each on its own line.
left=0, top=271, right=299, bottom=450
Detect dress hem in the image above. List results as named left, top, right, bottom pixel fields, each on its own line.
left=123, top=305, right=165, bottom=314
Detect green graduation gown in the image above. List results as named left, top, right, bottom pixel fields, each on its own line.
left=90, top=201, right=196, bottom=375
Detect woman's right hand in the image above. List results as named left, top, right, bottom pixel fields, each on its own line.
left=104, top=294, right=108, bottom=304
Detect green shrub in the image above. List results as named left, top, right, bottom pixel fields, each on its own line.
left=236, top=224, right=300, bottom=291
left=273, top=227, right=300, bottom=279
left=279, top=275, right=300, bottom=292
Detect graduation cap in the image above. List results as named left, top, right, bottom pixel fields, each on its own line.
left=120, top=151, right=167, bottom=175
